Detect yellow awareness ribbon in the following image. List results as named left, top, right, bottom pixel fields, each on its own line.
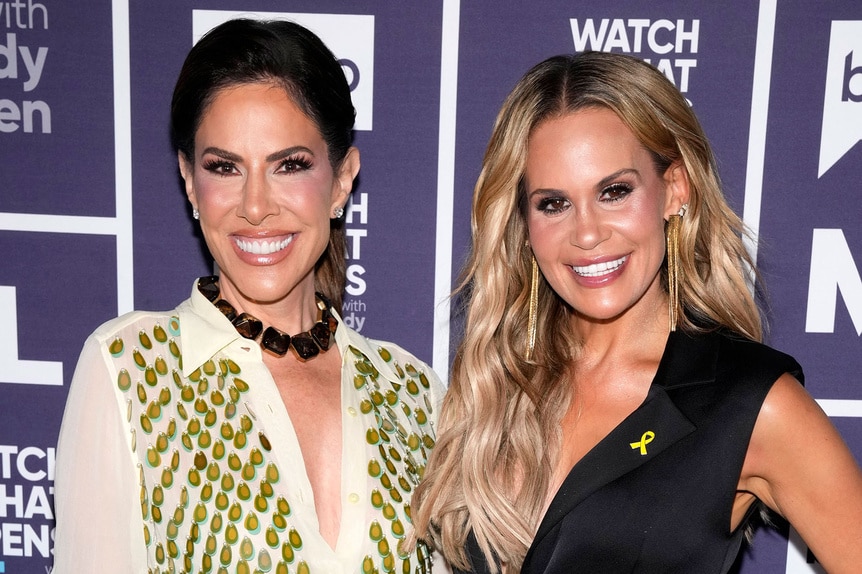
left=629, top=431, right=655, bottom=455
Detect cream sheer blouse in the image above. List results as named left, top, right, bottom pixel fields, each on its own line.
left=54, top=283, right=446, bottom=574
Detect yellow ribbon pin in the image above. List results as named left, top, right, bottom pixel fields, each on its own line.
left=630, top=431, right=655, bottom=455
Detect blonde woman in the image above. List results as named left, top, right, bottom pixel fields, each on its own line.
left=412, top=52, right=862, bottom=573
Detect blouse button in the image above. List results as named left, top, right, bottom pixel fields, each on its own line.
left=348, top=493, right=360, bottom=504
left=347, top=406, right=357, bottom=417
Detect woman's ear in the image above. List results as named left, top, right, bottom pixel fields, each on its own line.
left=331, top=146, right=361, bottom=213
left=663, top=161, right=691, bottom=218
left=178, top=151, right=198, bottom=211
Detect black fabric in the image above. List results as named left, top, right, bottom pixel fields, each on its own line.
left=456, top=329, right=802, bottom=574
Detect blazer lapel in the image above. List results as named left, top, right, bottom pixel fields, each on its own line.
left=530, top=329, right=720, bottom=549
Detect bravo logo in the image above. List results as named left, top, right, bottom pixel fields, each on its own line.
left=192, top=9, right=374, bottom=131
left=818, top=21, right=862, bottom=177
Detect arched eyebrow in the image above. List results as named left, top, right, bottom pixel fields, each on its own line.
left=527, top=168, right=642, bottom=197
left=595, top=168, right=640, bottom=189
left=199, top=146, right=315, bottom=163
left=265, top=146, right=315, bottom=163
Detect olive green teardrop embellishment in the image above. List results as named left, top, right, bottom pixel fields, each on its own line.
left=203, top=360, right=217, bottom=376
left=249, top=447, right=264, bottom=467
left=362, top=555, right=374, bottom=574
left=234, top=378, right=250, bottom=393
left=245, top=512, right=260, bottom=534
left=133, top=348, right=147, bottom=370
left=276, top=496, right=291, bottom=516
left=193, top=501, right=208, bottom=524
left=109, top=337, right=124, bottom=357
left=288, top=528, right=302, bottom=549
left=206, top=461, right=220, bottom=482
left=266, top=463, right=279, bottom=484
left=370, top=489, right=384, bottom=509
left=204, top=532, right=218, bottom=556
left=369, top=520, right=383, bottom=541
left=211, top=511, right=224, bottom=533
left=169, top=339, right=181, bottom=358
left=237, top=481, right=251, bottom=501
left=242, top=461, right=256, bottom=481
left=146, top=445, right=161, bottom=467
left=228, top=501, right=243, bottom=522
left=136, top=383, right=148, bottom=404
left=377, top=347, right=392, bottom=362
left=204, top=408, right=217, bottom=428
left=214, top=490, right=229, bottom=511
left=117, top=369, right=131, bottom=391
left=155, top=356, right=168, bottom=376
left=265, top=526, right=280, bottom=548
left=281, top=542, right=295, bottom=563
left=260, top=480, right=274, bottom=499
left=366, top=428, right=381, bottom=445
left=160, top=467, right=175, bottom=491
left=225, top=522, right=239, bottom=544
left=354, top=374, right=367, bottom=389
left=213, top=439, right=226, bottom=460
left=368, top=459, right=382, bottom=478
left=181, top=432, right=193, bottom=451
left=147, top=401, right=162, bottom=421
left=221, top=472, right=235, bottom=492
left=406, top=380, right=419, bottom=395
left=414, top=408, right=428, bottom=425
left=153, top=323, right=168, bottom=343
left=199, top=429, right=212, bottom=449
left=219, top=543, right=232, bottom=566
left=144, top=366, right=158, bottom=387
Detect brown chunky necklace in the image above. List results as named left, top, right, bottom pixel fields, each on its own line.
left=197, top=275, right=337, bottom=361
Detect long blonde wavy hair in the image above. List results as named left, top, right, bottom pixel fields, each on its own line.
left=411, top=52, right=763, bottom=572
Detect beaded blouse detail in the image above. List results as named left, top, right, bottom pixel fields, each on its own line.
left=108, top=315, right=436, bottom=574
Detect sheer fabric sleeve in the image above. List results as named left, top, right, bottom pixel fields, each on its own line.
left=53, top=334, right=147, bottom=573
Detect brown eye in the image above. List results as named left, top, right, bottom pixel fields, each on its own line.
left=278, top=156, right=313, bottom=173
left=536, top=197, right=569, bottom=214
left=599, top=183, right=633, bottom=202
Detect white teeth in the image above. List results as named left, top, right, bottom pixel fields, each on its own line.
left=571, top=256, right=627, bottom=277
left=235, top=236, right=293, bottom=255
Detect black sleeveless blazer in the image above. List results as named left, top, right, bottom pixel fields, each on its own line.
left=457, top=329, right=802, bottom=574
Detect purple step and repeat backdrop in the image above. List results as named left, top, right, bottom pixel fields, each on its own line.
left=1, top=0, right=860, bottom=572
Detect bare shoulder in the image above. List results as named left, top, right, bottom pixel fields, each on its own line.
left=741, top=373, right=862, bottom=572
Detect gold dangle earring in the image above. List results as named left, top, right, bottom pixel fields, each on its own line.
left=526, top=254, right=539, bottom=360
left=666, top=203, right=688, bottom=331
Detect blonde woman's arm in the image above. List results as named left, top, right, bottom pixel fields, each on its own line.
left=741, top=373, right=862, bottom=573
